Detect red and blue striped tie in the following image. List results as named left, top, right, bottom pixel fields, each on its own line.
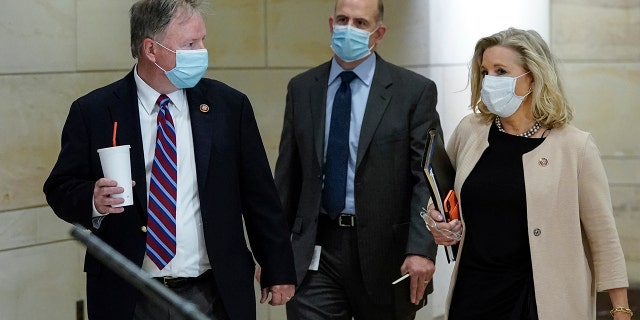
left=146, top=94, right=177, bottom=269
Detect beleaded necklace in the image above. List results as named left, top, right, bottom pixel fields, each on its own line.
left=495, top=117, right=541, bottom=138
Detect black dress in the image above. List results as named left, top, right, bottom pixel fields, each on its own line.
left=448, top=123, right=544, bottom=320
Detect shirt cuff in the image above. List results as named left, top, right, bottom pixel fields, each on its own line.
left=91, top=198, right=108, bottom=229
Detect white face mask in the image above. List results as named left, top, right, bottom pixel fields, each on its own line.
left=481, top=72, right=531, bottom=118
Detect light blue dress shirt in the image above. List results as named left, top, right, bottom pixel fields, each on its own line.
left=324, top=53, right=377, bottom=215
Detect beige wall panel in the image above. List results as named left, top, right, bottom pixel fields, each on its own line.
left=206, top=0, right=266, bottom=67
left=603, top=158, right=640, bottom=186
left=0, top=207, right=72, bottom=251
left=560, top=63, right=640, bottom=155
left=0, top=241, right=86, bottom=320
left=255, top=281, right=268, bottom=319
left=617, top=244, right=640, bottom=288
left=0, top=71, right=129, bottom=211
left=611, top=185, right=640, bottom=283
left=77, top=0, right=134, bottom=71
left=627, top=262, right=640, bottom=286
left=266, top=0, right=334, bottom=67
left=266, top=305, right=287, bottom=319
left=208, top=68, right=306, bottom=167
left=0, top=210, right=38, bottom=251
left=36, top=206, right=77, bottom=244
left=552, top=2, right=640, bottom=60
left=376, top=2, right=431, bottom=66
left=610, top=185, right=640, bottom=221
left=78, top=0, right=271, bottom=70
left=0, top=0, right=76, bottom=74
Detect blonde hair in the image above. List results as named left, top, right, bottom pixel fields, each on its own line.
left=470, top=28, right=573, bottom=127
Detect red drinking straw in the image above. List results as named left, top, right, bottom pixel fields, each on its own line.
left=112, top=122, right=118, bottom=147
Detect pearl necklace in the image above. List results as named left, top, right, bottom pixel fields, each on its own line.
left=495, top=117, right=541, bottom=138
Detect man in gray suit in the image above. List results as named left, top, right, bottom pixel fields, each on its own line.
left=274, top=0, right=442, bottom=319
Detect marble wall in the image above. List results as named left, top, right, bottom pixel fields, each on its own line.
left=552, top=0, right=640, bottom=284
left=0, top=0, right=637, bottom=319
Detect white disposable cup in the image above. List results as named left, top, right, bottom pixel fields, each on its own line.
left=97, top=145, right=133, bottom=207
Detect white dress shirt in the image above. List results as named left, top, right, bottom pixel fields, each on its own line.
left=134, top=66, right=211, bottom=277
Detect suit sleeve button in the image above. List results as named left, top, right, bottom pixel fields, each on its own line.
left=533, top=228, right=541, bottom=236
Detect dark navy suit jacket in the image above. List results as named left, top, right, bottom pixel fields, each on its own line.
left=44, top=70, right=295, bottom=320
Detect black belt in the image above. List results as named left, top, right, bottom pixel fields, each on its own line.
left=319, top=213, right=356, bottom=227
left=154, top=269, right=212, bottom=289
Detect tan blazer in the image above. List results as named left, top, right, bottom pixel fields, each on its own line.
left=444, top=114, right=628, bottom=320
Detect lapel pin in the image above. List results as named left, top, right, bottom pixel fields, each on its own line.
left=538, top=158, right=549, bottom=167
left=141, top=226, right=147, bottom=233
left=200, top=104, right=210, bottom=113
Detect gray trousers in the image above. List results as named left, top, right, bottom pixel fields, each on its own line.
left=286, top=216, right=416, bottom=320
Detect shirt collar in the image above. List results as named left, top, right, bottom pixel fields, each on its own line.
left=134, top=64, right=186, bottom=115
left=329, top=53, right=376, bottom=87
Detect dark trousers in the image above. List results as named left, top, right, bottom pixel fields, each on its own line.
left=286, top=215, right=416, bottom=320
left=133, top=270, right=229, bottom=320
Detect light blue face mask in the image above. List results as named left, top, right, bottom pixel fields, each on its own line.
left=331, top=25, right=377, bottom=62
left=154, top=41, right=209, bottom=89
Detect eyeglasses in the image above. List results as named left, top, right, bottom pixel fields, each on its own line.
left=420, top=207, right=462, bottom=241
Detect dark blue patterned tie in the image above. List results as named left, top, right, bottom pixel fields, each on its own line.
left=323, top=71, right=357, bottom=219
left=146, top=94, right=177, bottom=269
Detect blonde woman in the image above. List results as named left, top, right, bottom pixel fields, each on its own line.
left=425, top=28, right=631, bottom=320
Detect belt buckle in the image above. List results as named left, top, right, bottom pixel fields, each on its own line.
left=338, top=215, right=355, bottom=227
left=161, top=276, right=178, bottom=287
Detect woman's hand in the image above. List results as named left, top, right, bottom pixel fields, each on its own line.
left=421, top=204, right=462, bottom=246
left=608, top=288, right=633, bottom=320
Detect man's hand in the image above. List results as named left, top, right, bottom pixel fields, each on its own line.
left=260, top=284, right=295, bottom=306
left=400, top=255, right=435, bottom=305
left=256, top=266, right=295, bottom=306
left=94, top=178, right=135, bottom=214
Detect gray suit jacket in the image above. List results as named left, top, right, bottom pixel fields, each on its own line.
left=274, top=55, right=440, bottom=309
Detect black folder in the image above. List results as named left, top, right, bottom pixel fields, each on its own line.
left=422, top=128, right=459, bottom=262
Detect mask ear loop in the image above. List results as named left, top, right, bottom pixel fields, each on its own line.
left=518, top=87, right=533, bottom=99
left=519, top=70, right=533, bottom=97
left=152, top=41, right=176, bottom=73
left=154, top=41, right=176, bottom=54
left=368, top=25, right=382, bottom=51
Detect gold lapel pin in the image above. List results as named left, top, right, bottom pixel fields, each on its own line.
left=200, top=104, right=210, bottom=113
left=141, top=226, right=147, bottom=233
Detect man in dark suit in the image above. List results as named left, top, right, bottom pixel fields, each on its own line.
left=274, top=0, right=441, bottom=319
left=43, top=0, right=295, bottom=319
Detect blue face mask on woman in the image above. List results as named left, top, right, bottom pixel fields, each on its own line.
left=154, top=41, right=209, bottom=89
left=331, top=25, right=377, bottom=62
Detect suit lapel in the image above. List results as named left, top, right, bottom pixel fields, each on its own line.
left=186, top=83, right=214, bottom=194
left=109, top=70, right=148, bottom=218
left=312, top=63, right=331, bottom=169
left=356, top=58, right=392, bottom=169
